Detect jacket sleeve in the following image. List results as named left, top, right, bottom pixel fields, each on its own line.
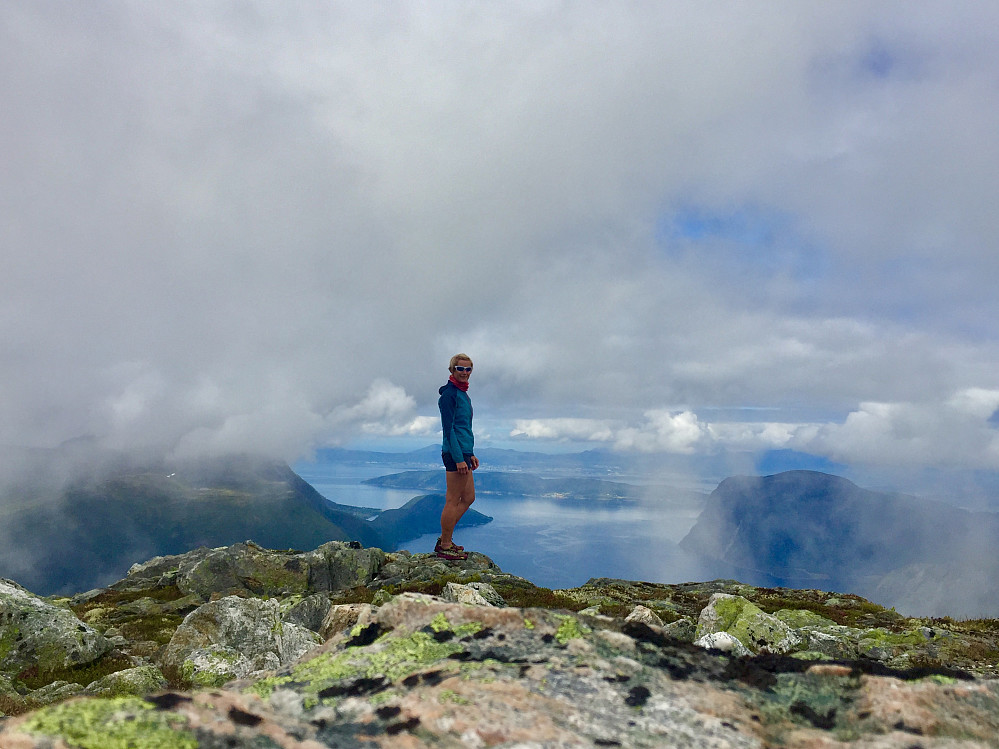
left=439, top=389, right=465, bottom=462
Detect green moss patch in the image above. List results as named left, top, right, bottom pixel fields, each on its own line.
left=246, top=620, right=475, bottom=705
left=71, top=585, right=187, bottom=618
left=18, top=653, right=134, bottom=692
left=20, top=696, right=197, bottom=749
left=491, top=584, right=587, bottom=612
left=751, top=589, right=905, bottom=630
left=553, top=615, right=586, bottom=644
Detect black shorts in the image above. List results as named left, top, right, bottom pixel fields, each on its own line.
left=442, top=452, right=474, bottom=472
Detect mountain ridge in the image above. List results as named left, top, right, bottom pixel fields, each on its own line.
left=680, top=469, right=999, bottom=617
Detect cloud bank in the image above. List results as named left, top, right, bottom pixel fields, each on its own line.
left=3, top=2, right=999, bottom=479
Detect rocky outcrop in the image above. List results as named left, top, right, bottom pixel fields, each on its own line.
left=161, top=596, right=322, bottom=687
left=0, top=579, right=110, bottom=675
left=2, top=540, right=999, bottom=746
left=694, top=593, right=802, bottom=654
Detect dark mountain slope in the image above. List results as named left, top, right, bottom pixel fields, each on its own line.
left=679, top=470, right=999, bottom=615
left=0, top=454, right=383, bottom=596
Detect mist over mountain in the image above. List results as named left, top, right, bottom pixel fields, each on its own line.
left=0, top=450, right=485, bottom=596
left=679, top=470, right=999, bottom=617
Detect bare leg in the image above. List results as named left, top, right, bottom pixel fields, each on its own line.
left=440, top=470, right=475, bottom=548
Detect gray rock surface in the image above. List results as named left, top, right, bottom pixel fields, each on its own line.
left=3, top=541, right=999, bottom=747
left=696, top=592, right=802, bottom=654
left=83, top=665, right=168, bottom=697
left=162, top=595, right=321, bottom=686
left=0, top=578, right=110, bottom=675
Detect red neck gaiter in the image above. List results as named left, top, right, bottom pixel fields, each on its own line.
left=448, top=375, right=469, bottom=392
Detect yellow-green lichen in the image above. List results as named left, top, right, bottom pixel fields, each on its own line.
left=554, top=615, right=586, bottom=644
left=919, top=674, right=959, bottom=685
left=0, top=625, right=18, bottom=662
left=430, top=613, right=451, bottom=632
left=439, top=689, right=470, bottom=705
left=368, top=689, right=399, bottom=706
left=430, top=613, right=482, bottom=639
left=245, top=628, right=464, bottom=703
left=20, top=696, right=197, bottom=749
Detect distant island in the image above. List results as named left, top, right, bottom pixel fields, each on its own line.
left=363, top=469, right=645, bottom=502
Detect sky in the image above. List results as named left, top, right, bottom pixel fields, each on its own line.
left=3, top=1, right=999, bottom=496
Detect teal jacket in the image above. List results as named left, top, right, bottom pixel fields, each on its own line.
left=439, top=381, right=474, bottom=461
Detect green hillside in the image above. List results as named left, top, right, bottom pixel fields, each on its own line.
left=0, top=454, right=383, bottom=596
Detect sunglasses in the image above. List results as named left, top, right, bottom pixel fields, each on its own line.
left=454, top=366, right=472, bottom=373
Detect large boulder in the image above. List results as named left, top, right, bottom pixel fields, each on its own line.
left=281, top=594, right=333, bottom=633
left=83, top=666, right=168, bottom=697
left=319, top=603, right=376, bottom=641
left=170, top=541, right=387, bottom=600
left=301, top=541, right=387, bottom=592
left=694, top=593, right=801, bottom=655
left=0, top=579, right=110, bottom=676
left=442, top=582, right=505, bottom=607
left=175, top=542, right=313, bottom=599
left=161, top=596, right=321, bottom=687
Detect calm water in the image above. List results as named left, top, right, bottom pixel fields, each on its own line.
left=295, top=462, right=715, bottom=589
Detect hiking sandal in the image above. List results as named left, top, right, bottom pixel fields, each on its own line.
left=435, top=546, right=469, bottom=561
left=435, top=537, right=464, bottom=552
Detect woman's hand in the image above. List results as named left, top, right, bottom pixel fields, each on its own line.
left=456, top=461, right=469, bottom=474
left=469, top=455, right=479, bottom=470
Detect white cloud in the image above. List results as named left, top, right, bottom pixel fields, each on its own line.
left=2, top=3, right=999, bottom=482
left=811, top=393, right=999, bottom=468
left=506, top=389, right=999, bottom=470
left=511, top=418, right=618, bottom=443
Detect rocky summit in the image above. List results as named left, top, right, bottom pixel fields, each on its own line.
left=2, top=541, right=998, bottom=747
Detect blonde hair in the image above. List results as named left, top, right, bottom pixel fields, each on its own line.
left=448, top=353, right=473, bottom=373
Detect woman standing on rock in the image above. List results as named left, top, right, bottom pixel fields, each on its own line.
left=437, top=353, right=478, bottom=560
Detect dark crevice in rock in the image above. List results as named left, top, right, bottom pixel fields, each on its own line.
left=317, top=676, right=390, bottom=699
left=790, top=701, right=836, bottom=730
left=227, top=707, right=263, bottom=726
left=145, top=692, right=192, bottom=710
left=624, top=685, right=651, bottom=707
left=344, top=622, right=388, bottom=648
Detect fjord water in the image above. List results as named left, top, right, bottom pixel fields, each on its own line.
left=295, top=459, right=714, bottom=589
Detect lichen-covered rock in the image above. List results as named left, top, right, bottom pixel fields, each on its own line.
left=693, top=631, right=752, bottom=656
left=626, top=604, right=665, bottom=628
left=775, top=608, right=837, bottom=629
left=442, top=582, right=493, bottom=606
left=175, top=542, right=313, bottom=599
left=0, top=672, right=27, bottom=716
left=0, top=578, right=110, bottom=676
left=696, top=592, right=801, bottom=654
left=368, top=549, right=518, bottom=589
left=83, top=665, right=168, bottom=697
left=662, top=616, right=697, bottom=642
left=110, top=546, right=217, bottom=593
left=3, top=559, right=999, bottom=747
left=281, top=593, right=332, bottom=633
left=6, top=696, right=200, bottom=748
left=161, top=596, right=321, bottom=685
left=319, top=603, right=375, bottom=641
left=25, top=680, right=84, bottom=708
left=179, top=646, right=253, bottom=688
left=301, top=541, right=387, bottom=591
